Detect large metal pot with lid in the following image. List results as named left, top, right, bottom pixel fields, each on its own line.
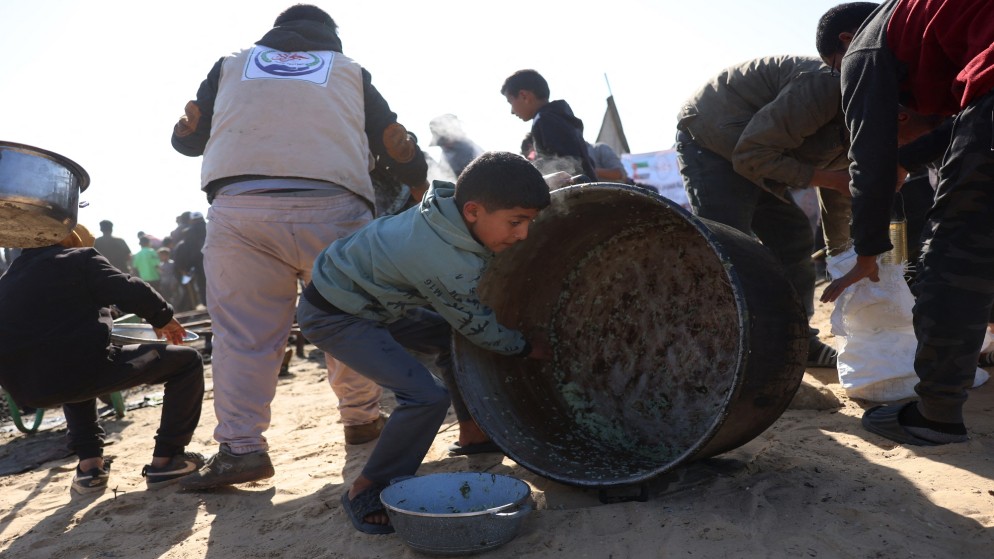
left=0, top=141, right=90, bottom=248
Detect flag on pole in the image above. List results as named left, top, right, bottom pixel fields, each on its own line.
left=596, top=95, right=630, bottom=155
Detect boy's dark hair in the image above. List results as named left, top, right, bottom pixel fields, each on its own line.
left=275, top=4, right=336, bottom=31
left=520, top=132, right=534, bottom=156
left=99, top=220, right=113, bottom=231
left=816, top=2, right=879, bottom=58
left=455, top=151, right=551, bottom=211
left=139, top=236, right=150, bottom=247
left=500, top=69, right=550, bottom=101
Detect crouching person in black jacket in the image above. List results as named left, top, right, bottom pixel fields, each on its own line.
left=0, top=224, right=206, bottom=494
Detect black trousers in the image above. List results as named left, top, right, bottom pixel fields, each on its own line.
left=912, top=90, right=994, bottom=424
left=57, top=345, right=204, bottom=460
left=676, top=132, right=817, bottom=321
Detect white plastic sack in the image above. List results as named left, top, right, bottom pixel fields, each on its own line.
left=826, top=248, right=990, bottom=402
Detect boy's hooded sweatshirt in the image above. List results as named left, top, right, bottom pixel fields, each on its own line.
left=308, top=181, right=527, bottom=355
left=532, top=100, right=597, bottom=179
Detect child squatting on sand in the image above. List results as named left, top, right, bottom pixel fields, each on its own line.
left=296, top=151, right=553, bottom=534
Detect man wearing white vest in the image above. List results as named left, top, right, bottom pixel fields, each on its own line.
left=170, top=4, right=429, bottom=489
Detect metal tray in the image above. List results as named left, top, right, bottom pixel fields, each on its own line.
left=110, top=323, right=199, bottom=345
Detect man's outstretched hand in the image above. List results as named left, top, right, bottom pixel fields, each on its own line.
left=820, top=254, right=880, bottom=303
left=154, top=318, right=189, bottom=345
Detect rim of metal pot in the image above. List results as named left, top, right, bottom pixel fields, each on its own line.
left=564, top=182, right=750, bottom=485
left=558, top=183, right=754, bottom=447
left=380, top=475, right=531, bottom=519
left=0, top=140, right=91, bottom=193
left=454, top=181, right=754, bottom=488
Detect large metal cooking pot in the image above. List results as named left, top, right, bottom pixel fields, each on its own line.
left=452, top=183, right=808, bottom=489
left=0, top=141, right=90, bottom=248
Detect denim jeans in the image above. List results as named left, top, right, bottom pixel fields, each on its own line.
left=676, top=132, right=817, bottom=321
left=296, top=297, right=454, bottom=485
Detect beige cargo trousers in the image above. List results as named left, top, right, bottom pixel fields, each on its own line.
left=205, top=189, right=382, bottom=454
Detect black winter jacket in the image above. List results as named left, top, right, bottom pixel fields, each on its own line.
left=0, top=246, right=173, bottom=407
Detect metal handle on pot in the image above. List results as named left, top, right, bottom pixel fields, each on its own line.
left=492, top=502, right=532, bottom=520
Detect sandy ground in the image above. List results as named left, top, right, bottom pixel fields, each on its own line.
left=1, top=289, right=993, bottom=559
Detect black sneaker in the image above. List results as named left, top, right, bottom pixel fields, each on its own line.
left=72, top=458, right=113, bottom=495
left=807, top=338, right=838, bottom=369
left=141, top=452, right=207, bottom=490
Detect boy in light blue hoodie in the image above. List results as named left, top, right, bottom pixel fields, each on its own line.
left=297, top=151, right=552, bottom=534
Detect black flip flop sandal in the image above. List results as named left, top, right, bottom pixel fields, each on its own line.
left=341, top=487, right=394, bottom=535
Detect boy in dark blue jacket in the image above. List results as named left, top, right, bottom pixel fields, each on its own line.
left=501, top=69, right=596, bottom=181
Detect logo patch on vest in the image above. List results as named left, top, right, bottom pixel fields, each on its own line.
left=242, top=46, right=334, bottom=85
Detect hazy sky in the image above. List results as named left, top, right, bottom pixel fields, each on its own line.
left=2, top=0, right=846, bottom=247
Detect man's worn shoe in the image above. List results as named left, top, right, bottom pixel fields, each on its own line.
left=72, top=458, right=112, bottom=495
left=141, top=452, right=207, bottom=490
left=179, top=444, right=274, bottom=490
left=344, top=413, right=388, bottom=445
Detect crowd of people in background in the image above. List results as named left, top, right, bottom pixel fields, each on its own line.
left=64, top=211, right=211, bottom=315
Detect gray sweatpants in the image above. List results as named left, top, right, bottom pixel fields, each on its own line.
left=296, top=297, right=452, bottom=485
